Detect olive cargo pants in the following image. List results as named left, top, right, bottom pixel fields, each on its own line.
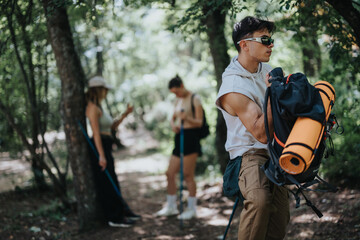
left=238, top=150, right=290, bottom=240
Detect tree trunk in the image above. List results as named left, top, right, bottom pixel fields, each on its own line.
left=31, top=159, right=48, bottom=190
left=41, top=0, right=99, bottom=230
left=296, top=3, right=322, bottom=77
left=302, top=36, right=321, bottom=77
left=326, top=0, right=360, bottom=47
left=95, top=35, right=104, bottom=76
left=202, top=5, right=230, bottom=173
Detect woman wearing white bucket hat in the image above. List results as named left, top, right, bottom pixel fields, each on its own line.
left=85, top=76, right=140, bottom=227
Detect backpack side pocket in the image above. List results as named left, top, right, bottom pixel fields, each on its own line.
left=223, top=156, right=242, bottom=197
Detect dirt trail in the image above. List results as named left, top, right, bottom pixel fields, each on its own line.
left=0, top=128, right=359, bottom=239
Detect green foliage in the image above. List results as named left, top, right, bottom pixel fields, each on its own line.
left=196, top=134, right=217, bottom=175
left=20, top=197, right=70, bottom=222
left=277, top=0, right=359, bottom=57
left=126, top=0, right=242, bottom=35
left=1, top=0, right=360, bottom=186
left=0, top=0, right=61, bottom=153
left=322, top=73, right=360, bottom=186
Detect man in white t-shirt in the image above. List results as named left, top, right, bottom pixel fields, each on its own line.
left=216, top=16, right=290, bottom=240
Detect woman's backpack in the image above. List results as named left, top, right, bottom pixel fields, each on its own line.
left=191, top=94, right=210, bottom=139
left=262, top=68, right=342, bottom=217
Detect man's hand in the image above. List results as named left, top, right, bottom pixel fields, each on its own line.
left=265, top=73, right=272, bottom=87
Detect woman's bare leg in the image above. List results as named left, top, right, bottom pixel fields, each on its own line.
left=183, top=153, right=198, bottom=197
left=166, top=155, right=180, bottom=195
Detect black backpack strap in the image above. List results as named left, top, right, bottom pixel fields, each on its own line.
left=316, top=175, right=338, bottom=192
left=288, top=183, right=323, bottom=218
left=191, top=93, right=195, bottom=117
left=286, top=173, right=338, bottom=218
left=299, top=190, right=323, bottom=218
left=300, top=175, right=338, bottom=193
left=263, top=87, right=272, bottom=145
left=288, top=188, right=302, bottom=208
left=262, top=87, right=287, bottom=186
left=288, top=185, right=323, bottom=218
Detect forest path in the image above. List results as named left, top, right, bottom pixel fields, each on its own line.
left=0, top=127, right=359, bottom=239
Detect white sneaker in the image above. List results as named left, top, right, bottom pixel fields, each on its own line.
left=108, top=220, right=133, bottom=228
left=155, top=206, right=179, bottom=217
left=177, top=208, right=196, bottom=220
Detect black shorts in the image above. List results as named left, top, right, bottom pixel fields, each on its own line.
left=172, top=128, right=202, bottom=157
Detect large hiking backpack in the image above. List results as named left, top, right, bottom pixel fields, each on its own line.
left=262, top=67, right=341, bottom=217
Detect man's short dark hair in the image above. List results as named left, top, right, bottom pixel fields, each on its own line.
left=168, top=75, right=183, bottom=89
left=232, top=16, right=275, bottom=52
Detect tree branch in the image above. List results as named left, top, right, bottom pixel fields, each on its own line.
left=326, top=0, right=360, bottom=46
left=0, top=100, right=33, bottom=155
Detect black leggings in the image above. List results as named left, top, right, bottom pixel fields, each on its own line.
left=89, top=135, right=134, bottom=222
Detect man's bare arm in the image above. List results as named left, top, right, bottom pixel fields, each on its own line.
left=219, top=92, right=273, bottom=144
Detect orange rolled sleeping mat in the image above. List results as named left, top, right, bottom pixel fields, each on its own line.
left=279, top=81, right=335, bottom=175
